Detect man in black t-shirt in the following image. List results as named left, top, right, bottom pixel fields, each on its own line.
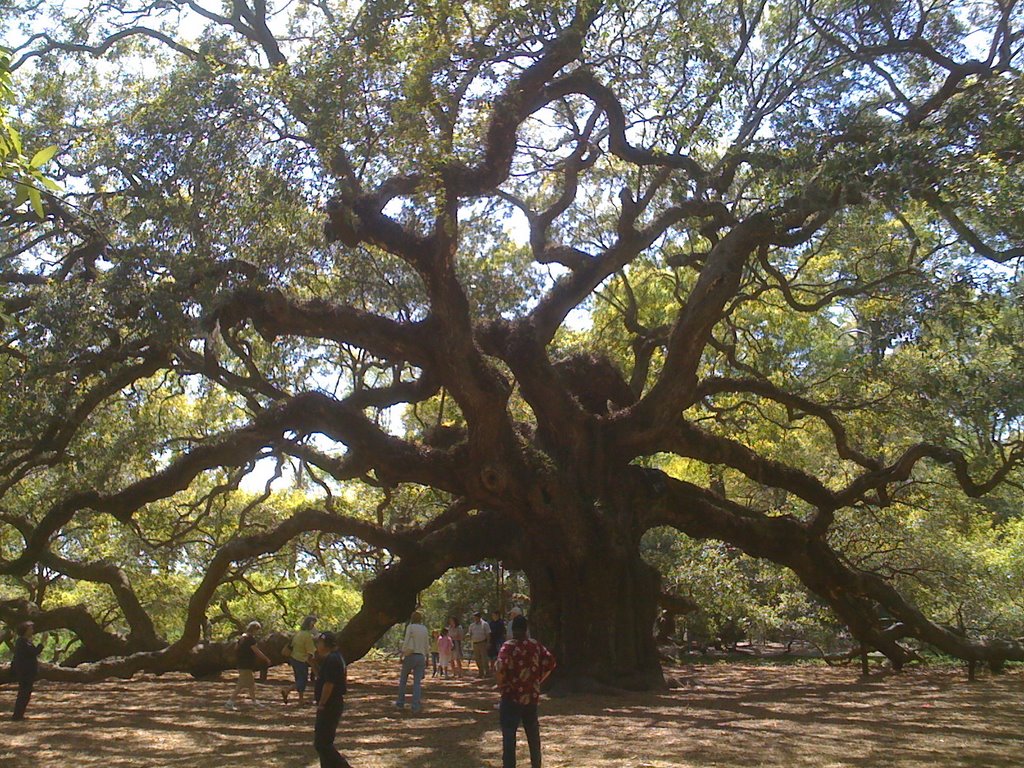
left=11, top=621, right=45, bottom=721
left=313, top=631, right=351, bottom=768
left=487, top=611, right=507, bottom=674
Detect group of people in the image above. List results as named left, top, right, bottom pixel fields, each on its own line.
left=396, top=608, right=556, bottom=768
left=396, top=607, right=524, bottom=712
left=429, top=609, right=514, bottom=680
left=221, top=615, right=352, bottom=768
left=262, top=605, right=555, bottom=768
left=6, top=606, right=555, bottom=768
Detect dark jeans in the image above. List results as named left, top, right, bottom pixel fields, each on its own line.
left=314, top=701, right=351, bottom=768
left=13, top=679, right=33, bottom=720
left=499, top=697, right=541, bottom=768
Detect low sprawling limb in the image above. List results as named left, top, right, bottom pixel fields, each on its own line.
left=339, top=508, right=520, bottom=662
left=636, top=467, right=1024, bottom=668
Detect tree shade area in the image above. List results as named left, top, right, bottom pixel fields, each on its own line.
left=0, top=0, right=1023, bottom=693
left=6, top=661, right=1024, bottom=767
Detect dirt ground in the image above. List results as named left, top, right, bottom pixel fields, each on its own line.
left=1, top=660, right=1022, bottom=767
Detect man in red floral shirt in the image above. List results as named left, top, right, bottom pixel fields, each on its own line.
left=495, top=614, right=557, bottom=768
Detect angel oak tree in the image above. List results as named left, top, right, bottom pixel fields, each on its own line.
left=1, top=0, right=1024, bottom=688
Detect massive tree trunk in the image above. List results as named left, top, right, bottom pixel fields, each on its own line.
left=510, top=483, right=665, bottom=691
left=527, top=544, right=663, bottom=691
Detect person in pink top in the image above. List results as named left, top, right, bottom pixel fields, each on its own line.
left=437, top=627, right=454, bottom=678
left=494, top=615, right=557, bottom=768
left=447, top=616, right=465, bottom=678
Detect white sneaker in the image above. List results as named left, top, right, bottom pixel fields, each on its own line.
left=226, top=700, right=237, bottom=710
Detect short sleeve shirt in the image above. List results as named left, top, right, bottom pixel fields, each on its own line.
left=237, top=635, right=258, bottom=670
left=12, top=637, right=42, bottom=680
left=290, top=630, right=316, bottom=660
left=468, top=620, right=491, bottom=643
left=496, top=638, right=557, bottom=705
left=315, top=650, right=347, bottom=706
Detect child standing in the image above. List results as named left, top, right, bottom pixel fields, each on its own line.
left=431, top=629, right=441, bottom=677
left=437, top=627, right=454, bottom=679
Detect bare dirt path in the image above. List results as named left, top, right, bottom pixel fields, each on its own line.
left=1, top=661, right=1022, bottom=767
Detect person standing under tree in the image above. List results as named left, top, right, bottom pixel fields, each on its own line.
left=447, top=615, right=464, bottom=678
left=282, top=615, right=318, bottom=705
left=487, top=610, right=507, bottom=675
left=227, top=620, right=271, bottom=709
left=313, top=631, right=352, bottom=768
left=437, top=627, right=454, bottom=678
left=10, top=621, right=45, bottom=721
left=395, top=610, right=429, bottom=713
left=495, top=615, right=556, bottom=768
left=430, top=628, right=441, bottom=678
left=468, top=611, right=491, bottom=677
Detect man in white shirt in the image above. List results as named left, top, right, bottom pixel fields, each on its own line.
left=468, top=611, right=492, bottom=677
left=395, top=610, right=430, bottom=713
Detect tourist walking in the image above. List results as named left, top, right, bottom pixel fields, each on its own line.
left=10, top=621, right=45, bottom=721
left=395, top=610, right=429, bottom=713
left=447, top=616, right=465, bottom=678
left=227, top=620, right=271, bottom=709
left=313, top=631, right=352, bottom=768
left=488, top=610, right=507, bottom=674
left=468, top=611, right=491, bottom=677
left=283, top=615, right=318, bottom=705
left=495, top=615, right=556, bottom=768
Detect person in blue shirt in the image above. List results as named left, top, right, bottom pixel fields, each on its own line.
left=313, top=631, right=351, bottom=768
left=10, top=621, right=45, bottom=721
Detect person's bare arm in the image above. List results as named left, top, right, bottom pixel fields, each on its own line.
left=539, top=648, right=556, bottom=685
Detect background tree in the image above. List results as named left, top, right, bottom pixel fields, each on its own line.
left=1, top=0, right=1023, bottom=689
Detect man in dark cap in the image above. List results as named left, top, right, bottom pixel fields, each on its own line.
left=313, top=631, right=351, bottom=768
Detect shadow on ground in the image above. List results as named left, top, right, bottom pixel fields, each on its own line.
left=1, top=661, right=1022, bottom=767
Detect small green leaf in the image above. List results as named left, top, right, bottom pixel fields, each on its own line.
left=27, top=185, right=44, bottom=218
left=30, top=144, right=58, bottom=167
left=37, top=175, right=62, bottom=192
left=7, top=124, right=21, bottom=154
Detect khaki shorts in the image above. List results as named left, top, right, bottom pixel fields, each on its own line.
left=237, top=669, right=255, bottom=686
